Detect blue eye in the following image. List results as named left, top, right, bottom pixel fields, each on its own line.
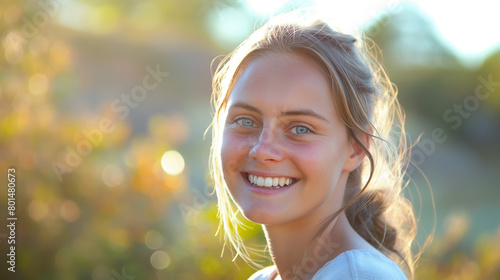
left=292, top=126, right=310, bottom=135
left=237, top=118, right=256, bottom=127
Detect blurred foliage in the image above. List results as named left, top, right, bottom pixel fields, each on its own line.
left=365, top=4, right=500, bottom=155
left=416, top=214, right=500, bottom=280
left=0, top=0, right=499, bottom=279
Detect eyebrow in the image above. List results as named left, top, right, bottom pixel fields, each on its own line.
left=282, top=109, right=330, bottom=124
left=231, top=102, right=262, bottom=114
left=230, top=102, right=330, bottom=124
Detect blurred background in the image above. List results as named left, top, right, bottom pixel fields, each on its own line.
left=0, top=0, right=499, bottom=279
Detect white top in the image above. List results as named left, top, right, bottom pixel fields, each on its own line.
left=248, top=250, right=407, bottom=280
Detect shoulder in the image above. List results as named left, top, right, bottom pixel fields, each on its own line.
left=312, top=250, right=408, bottom=280
left=248, top=265, right=276, bottom=280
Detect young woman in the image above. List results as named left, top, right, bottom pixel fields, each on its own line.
left=209, top=13, right=419, bottom=280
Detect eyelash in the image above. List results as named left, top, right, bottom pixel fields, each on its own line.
left=290, top=126, right=311, bottom=135
left=235, top=118, right=257, bottom=127
left=234, top=117, right=313, bottom=135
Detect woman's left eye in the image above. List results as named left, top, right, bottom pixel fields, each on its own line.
left=291, top=126, right=310, bottom=135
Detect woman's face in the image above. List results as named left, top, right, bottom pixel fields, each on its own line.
left=220, top=53, right=362, bottom=226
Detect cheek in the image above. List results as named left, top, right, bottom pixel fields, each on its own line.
left=220, top=131, right=252, bottom=174
left=289, top=141, right=348, bottom=181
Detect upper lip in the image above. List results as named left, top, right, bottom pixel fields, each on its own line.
left=243, top=171, right=298, bottom=180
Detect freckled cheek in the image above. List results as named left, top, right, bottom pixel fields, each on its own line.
left=286, top=144, right=344, bottom=178
left=288, top=145, right=325, bottom=168
left=221, top=132, right=253, bottom=174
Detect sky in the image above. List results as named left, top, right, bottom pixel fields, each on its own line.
left=53, top=0, right=499, bottom=67
left=242, top=0, right=500, bottom=66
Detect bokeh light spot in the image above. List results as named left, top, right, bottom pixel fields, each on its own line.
left=60, top=200, right=81, bottom=222
left=145, top=230, right=164, bottom=250
left=4, top=40, right=24, bottom=64
left=150, top=250, right=170, bottom=269
left=29, top=73, right=49, bottom=95
left=161, top=150, right=185, bottom=175
left=102, top=164, right=124, bottom=187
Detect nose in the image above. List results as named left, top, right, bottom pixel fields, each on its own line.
left=248, top=127, right=284, bottom=162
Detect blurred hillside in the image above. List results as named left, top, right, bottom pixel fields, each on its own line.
left=365, top=3, right=500, bottom=247
left=0, top=0, right=499, bottom=279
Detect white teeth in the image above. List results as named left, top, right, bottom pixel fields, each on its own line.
left=257, top=177, right=264, bottom=186
left=279, top=177, right=286, bottom=187
left=247, top=174, right=295, bottom=188
left=272, top=178, right=279, bottom=187
left=264, top=178, right=273, bottom=187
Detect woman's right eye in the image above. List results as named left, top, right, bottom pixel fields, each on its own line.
left=236, top=118, right=256, bottom=127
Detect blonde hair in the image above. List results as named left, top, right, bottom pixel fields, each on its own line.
left=209, top=13, right=420, bottom=278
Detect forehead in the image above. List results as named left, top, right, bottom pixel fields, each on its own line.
left=227, top=53, right=335, bottom=115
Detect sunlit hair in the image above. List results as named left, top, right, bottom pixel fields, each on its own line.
left=209, top=12, right=422, bottom=279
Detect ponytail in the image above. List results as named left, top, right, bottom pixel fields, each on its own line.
left=345, top=189, right=397, bottom=254
left=342, top=162, right=414, bottom=276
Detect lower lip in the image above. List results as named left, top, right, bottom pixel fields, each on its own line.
left=242, top=174, right=296, bottom=194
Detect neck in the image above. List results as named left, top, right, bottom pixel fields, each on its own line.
left=263, top=212, right=375, bottom=280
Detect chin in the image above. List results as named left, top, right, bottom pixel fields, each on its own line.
left=240, top=209, right=282, bottom=225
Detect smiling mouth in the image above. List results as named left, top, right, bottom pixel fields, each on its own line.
left=245, top=173, right=297, bottom=189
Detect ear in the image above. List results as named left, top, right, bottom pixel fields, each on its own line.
left=343, top=130, right=370, bottom=172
